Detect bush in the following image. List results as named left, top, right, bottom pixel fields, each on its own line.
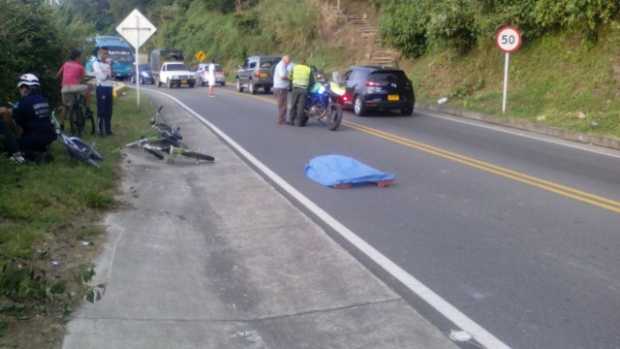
left=0, top=1, right=93, bottom=107
left=533, top=0, right=620, bottom=40
left=379, top=0, right=432, bottom=58
left=427, top=0, right=478, bottom=54
left=378, top=0, right=620, bottom=56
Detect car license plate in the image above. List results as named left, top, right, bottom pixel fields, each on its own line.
left=181, top=80, right=187, bottom=84
left=388, top=95, right=400, bottom=102
left=260, top=73, right=268, bottom=78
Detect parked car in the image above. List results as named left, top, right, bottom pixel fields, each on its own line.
left=157, top=62, right=196, bottom=88
left=150, top=48, right=184, bottom=83
left=236, top=55, right=281, bottom=94
left=196, top=63, right=226, bottom=86
left=341, top=66, right=415, bottom=116
left=131, top=64, right=155, bottom=85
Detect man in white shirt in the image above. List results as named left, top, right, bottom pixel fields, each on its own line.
left=272, top=55, right=291, bottom=125
left=207, top=62, right=216, bottom=97
left=92, top=47, right=114, bottom=136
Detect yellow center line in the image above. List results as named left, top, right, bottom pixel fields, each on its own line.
left=223, top=88, right=620, bottom=214
left=344, top=120, right=620, bottom=214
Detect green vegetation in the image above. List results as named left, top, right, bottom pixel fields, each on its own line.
left=374, top=0, right=620, bottom=138
left=0, top=91, right=152, bottom=347
left=379, top=0, right=620, bottom=57
left=0, top=0, right=93, bottom=107
left=149, top=0, right=345, bottom=73
left=406, top=25, right=620, bottom=137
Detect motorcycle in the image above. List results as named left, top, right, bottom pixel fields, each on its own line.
left=295, top=73, right=345, bottom=131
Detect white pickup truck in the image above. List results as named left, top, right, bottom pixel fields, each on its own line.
left=157, top=61, right=196, bottom=88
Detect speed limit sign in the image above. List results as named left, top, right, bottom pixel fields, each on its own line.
left=496, top=25, right=522, bottom=113
left=496, top=26, right=522, bottom=53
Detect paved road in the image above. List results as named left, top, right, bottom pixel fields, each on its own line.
left=148, top=85, right=620, bottom=349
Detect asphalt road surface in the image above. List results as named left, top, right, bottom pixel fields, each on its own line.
left=145, top=85, right=620, bottom=349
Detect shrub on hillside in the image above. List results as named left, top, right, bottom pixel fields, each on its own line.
left=256, top=0, right=319, bottom=54
left=427, top=0, right=478, bottom=54
left=0, top=1, right=92, bottom=106
left=533, top=0, right=619, bottom=40
left=379, top=0, right=432, bottom=58
left=378, top=0, right=620, bottom=56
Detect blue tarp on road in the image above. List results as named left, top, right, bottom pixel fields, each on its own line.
left=305, top=155, right=395, bottom=187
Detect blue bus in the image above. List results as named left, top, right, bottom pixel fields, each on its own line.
left=85, top=35, right=135, bottom=80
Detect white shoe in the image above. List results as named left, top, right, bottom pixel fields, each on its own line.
left=10, top=152, right=25, bottom=164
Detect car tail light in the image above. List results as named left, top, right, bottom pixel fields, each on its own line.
left=255, top=71, right=261, bottom=78
left=339, top=93, right=352, bottom=105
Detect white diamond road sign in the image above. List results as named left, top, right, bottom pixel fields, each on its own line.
left=116, top=9, right=156, bottom=49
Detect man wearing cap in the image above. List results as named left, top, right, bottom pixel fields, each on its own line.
left=0, top=73, right=56, bottom=162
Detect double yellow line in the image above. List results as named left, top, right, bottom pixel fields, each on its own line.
left=224, top=88, right=620, bottom=215
left=344, top=120, right=620, bottom=214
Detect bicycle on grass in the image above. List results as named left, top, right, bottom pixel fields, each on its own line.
left=51, top=110, right=103, bottom=168
left=66, top=93, right=96, bottom=137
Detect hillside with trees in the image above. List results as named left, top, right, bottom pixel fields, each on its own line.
left=4, top=0, right=619, bottom=137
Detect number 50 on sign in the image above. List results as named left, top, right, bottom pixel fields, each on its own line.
left=496, top=26, right=522, bottom=113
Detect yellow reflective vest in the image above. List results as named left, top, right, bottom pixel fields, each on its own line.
left=291, top=64, right=312, bottom=88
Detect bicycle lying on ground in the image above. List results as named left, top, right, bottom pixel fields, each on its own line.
left=52, top=110, right=103, bottom=167
left=126, top=106, right=215, bottom=163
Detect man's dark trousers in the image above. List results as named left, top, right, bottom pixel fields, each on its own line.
left=273, top=88, right=288, bottom=124
left=289, top=87, right=308, bottom=126
left=96, top=86, right=113, bottom=135
left=0, top=119, right=19, bottom=154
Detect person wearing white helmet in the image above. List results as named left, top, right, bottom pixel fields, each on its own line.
left=0, top=73, right=56, bottom=162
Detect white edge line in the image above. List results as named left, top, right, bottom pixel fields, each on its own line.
left=146, top=89, right=512, bottom=349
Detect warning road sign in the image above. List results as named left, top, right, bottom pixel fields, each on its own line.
left=195, top=51, right=206, bottom=62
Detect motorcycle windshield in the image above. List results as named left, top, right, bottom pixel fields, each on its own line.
left=329, top=82, right=346, bottom=96
left=310, top=83, right=325, bottom=94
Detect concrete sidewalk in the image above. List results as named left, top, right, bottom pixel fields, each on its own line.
left=62, top=92, right=458, bottom=349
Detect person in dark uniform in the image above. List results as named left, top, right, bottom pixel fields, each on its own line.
left=0, top=73, right=56, bottom=162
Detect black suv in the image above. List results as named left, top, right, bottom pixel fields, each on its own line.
left=236, top=55, right=282, bottom=94
left=342, top=66, right=415, bottom=116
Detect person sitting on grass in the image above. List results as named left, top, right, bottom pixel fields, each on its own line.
left=0, top=74, right=57, bottom=163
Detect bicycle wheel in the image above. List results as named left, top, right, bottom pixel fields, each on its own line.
left=85, top=107, right=96, bottom=135
left=70, top=102, right=85, bottom=137
left=144, top=147, right=165, bottom=160
left=181, top=151, right=215, bottom=162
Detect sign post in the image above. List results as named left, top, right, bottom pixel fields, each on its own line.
left=116, top=9, right=157, bottom=109
left=495, top=26, right=522, bottom=114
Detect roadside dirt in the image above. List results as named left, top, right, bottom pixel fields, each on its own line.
left=0, top=215, right=106, bottom=349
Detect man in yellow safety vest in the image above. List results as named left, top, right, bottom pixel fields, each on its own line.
left=288, top=58, right=314, bottom=127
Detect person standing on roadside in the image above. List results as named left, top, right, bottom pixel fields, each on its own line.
left=56, top=49, right=91, bottom=130
left=273, top=55, right=291, bottom=125
left=207, top=62, right=216, bottom=98
left=92, top=47, right=114, bottom=136
left=289, top=57, right=313, bottom=127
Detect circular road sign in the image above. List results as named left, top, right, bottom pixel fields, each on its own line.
left=496, top=26, right=522, bottom=53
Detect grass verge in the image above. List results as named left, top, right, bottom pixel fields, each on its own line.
left=404, top=25, right=620, bottom=139
left=0, top=90, right=152, bottom=348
